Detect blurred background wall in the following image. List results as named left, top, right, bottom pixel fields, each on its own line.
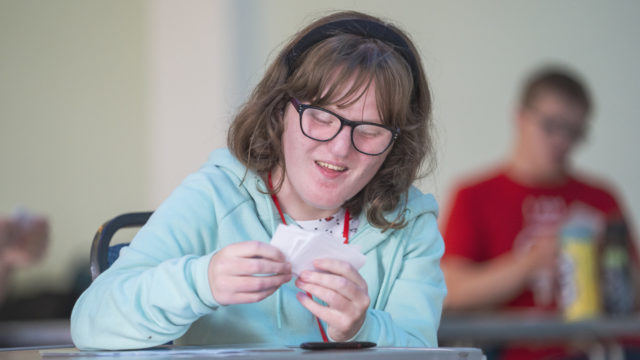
left=1, top=0, right=639, bottom=298
left=0, top=1, right=149, bottom=296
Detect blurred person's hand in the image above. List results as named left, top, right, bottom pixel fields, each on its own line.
left=520, top=226, right=559, bottom=278
left=0, top=212, right=49, bottom=269
left=442, top=224, right=561, bottom=311
left=518, top=225, right=560, bottom=307
left=0, top=217, right=15, bottom=251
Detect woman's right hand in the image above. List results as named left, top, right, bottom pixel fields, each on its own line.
left=208, top=241, right=292, bottom=305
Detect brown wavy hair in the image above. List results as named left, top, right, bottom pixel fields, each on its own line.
left=227, top=11, right=434, bottom=230
left=520, top=66, right=591, bottom=116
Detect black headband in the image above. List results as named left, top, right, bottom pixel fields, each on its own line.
left=285, top=19, right=420, bottom=97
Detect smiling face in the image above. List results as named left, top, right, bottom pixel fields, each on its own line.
left=274, top=81, right=390, bottom=220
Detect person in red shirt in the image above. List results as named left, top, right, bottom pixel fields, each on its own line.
left=440, top=67, right=639, bottom=359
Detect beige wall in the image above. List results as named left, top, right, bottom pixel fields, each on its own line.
left=0, top=0, right=149, bottom=293
left=235, top=0, right=640, bottom=227
left=1, top=0, right=639, bottom=294
left=147, top=0, right=236, bottom=205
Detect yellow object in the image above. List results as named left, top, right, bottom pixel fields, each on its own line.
left=561, top=236, right=601, bottom=321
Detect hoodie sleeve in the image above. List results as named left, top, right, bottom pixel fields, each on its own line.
left=71, top=171, right=226, bottom=350
left=350, top=208, right=447, bottom=347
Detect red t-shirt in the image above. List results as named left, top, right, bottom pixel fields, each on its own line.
left=441, top=167, right=631, bottom=309
left=441, top=168, right=637, bottom=360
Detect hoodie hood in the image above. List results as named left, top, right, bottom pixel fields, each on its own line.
left=205, top=148, right=281, bottom=237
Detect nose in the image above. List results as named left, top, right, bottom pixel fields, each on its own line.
left=549, top=129, right=575, bottom=149
left=326, top=125, right=353, bottom=158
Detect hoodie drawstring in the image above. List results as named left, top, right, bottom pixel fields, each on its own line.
left=276, top=288, right=283, bottom=329
left=263, top=176, right=284, bottom=329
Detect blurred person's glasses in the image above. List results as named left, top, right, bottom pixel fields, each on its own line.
left=527, top=106, right=586, bottom=142
left=290, top=98, right=399, bottom=156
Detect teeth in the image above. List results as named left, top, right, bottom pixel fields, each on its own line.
left=316, top=161, right=346, bottom=172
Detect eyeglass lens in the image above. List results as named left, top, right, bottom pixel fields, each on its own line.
left=538, top=116, right=585, bottom=141
left=301, top=107, right=393, bottom=155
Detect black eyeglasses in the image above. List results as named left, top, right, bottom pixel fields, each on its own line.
left=526, top=106, right=586, bottom=142
left=290, top=98, right=399, bottom=156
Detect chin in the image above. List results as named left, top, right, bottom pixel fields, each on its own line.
left=310, top=200, right=344, bottom=211
left=305, top=195, right=345, bottom=212
left=550, top=158, right=568, bottom=171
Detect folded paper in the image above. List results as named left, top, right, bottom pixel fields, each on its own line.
left=270, top=224, right=366, bottom=276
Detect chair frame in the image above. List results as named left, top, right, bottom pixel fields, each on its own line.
left=90, top=211, right=153, bottom=281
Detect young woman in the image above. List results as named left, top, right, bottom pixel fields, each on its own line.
left=71, top=10, right=446, bottom=350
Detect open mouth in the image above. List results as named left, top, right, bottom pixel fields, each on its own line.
left=315, top=160, right=347, bottom=172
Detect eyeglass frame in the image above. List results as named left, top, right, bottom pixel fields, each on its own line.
left=289, top=98, right=400, bottom=156
left=525, top=105, right=587, bottom=142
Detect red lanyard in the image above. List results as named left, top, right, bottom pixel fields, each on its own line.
left=268, top=172, right=350, bottom=342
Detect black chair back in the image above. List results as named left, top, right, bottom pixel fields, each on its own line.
left=90, top=211, right=153, bottom=281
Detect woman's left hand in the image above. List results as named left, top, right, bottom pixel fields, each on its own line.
left=295, top=258, right=370, bottom=341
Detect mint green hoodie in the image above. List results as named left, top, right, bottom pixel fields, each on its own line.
left=71, top=149, right=446, bottom=350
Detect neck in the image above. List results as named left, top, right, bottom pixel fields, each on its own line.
left=269, top=167, right=341, bottom=221
left=508, top=145, right=568, bottom=186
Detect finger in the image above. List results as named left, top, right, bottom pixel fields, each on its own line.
left=0, top=219, right=12, bottom=248
left=295, top=278, right=351, bottom=310
left=298, top=271, right=362, bottom=303
left=229, top=257, right=291, bottom=276
left=30, top=218, right=50, bottom=246
left=212, top=276, right=290, bottom=305
left=232, top=273, right=292, bottom=292
left=0, top=220, right=18, bottom=246
left=233, top=287, right=282, bottom=304
left=312, top=259, right=367, bottom=290
left=296, top=292, right=342, bottom=326
left=227, top=241, right=287, bottom=262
